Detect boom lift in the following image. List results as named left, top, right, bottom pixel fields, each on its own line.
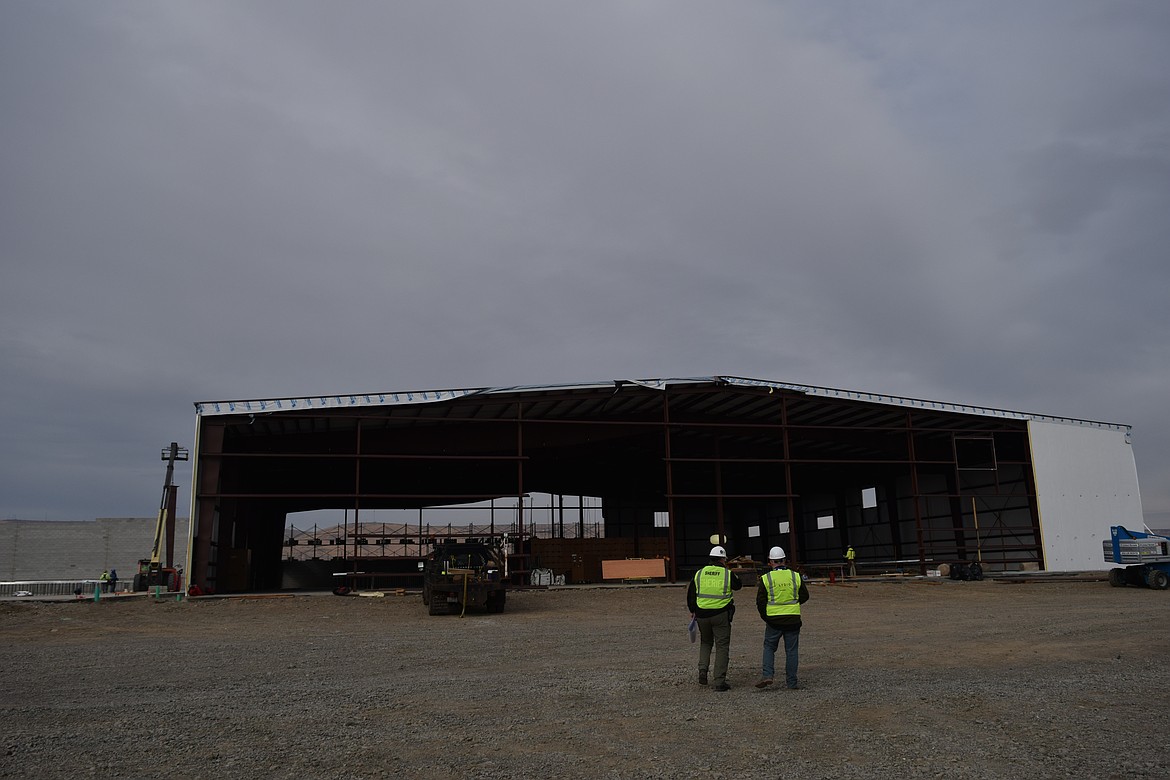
left=1103, top=525, right=1170, bottom=590
left=133, top=442, right=188, bottom=592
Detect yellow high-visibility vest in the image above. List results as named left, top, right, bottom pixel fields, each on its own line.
left=762, top=568, right=802, bottom=617
left=693, top=565, right=733, bottom=610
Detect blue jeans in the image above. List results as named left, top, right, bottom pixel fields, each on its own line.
left=762, top=623, right=800, bottom=687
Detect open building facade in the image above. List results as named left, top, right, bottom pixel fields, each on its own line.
left=185, top=376, right=1144, bottom=593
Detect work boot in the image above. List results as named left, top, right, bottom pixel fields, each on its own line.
left=755, top=678, right=774, bottom=689
left=698, top=670, right=708, bottom=685
left=713, top=682, right=731, bottom=692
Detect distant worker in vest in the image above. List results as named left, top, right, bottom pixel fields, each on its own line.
left=99, top=570, right=110, bottom=593
left=845, top=545, right=857, bottom=577
left=755, top=546, right=810, bottom=690
left=687, top=545, right=742, bottom=692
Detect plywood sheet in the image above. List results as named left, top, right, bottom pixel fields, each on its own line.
left=601, top=558, right=666, bottom=580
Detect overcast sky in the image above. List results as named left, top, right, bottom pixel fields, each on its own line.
left=2, top=1, right=1168, bottom=528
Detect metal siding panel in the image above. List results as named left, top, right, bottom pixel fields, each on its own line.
left=1029, top=421, right=1144, bottom=571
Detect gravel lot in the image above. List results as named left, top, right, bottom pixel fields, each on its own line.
left=2, top=577, right=1168, bottom=780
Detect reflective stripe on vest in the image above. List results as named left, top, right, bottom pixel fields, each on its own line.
left=763, top=568, right=801, bottom=617
left=693, top=565, right=732, bottom=610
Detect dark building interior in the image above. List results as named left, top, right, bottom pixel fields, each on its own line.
left=188, top=377, right=1044, bottom=592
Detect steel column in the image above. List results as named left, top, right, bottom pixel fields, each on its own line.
left=663, top=393, right=677, bottom=582
left=906, top=412, right=927, bottom=576
left=781, top=395, right=798, bottom=562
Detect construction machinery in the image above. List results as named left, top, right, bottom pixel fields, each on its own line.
left=133, top=442, right=188, bottom=592
left=422, top=541, right=507, bottom=615
left=1103, top=525, right=1170, bottom=590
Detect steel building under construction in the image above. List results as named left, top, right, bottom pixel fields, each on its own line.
left=184, top=376, right=1144, bottom=593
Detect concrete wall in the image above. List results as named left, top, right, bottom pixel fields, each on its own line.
left=0, top=517, right=191, bottom=583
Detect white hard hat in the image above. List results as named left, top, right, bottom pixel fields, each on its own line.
left=768, top=546, right=786, bottom=560
left=709, top=545, right=727, bottom=558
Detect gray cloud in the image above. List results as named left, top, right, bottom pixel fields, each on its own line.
left=2, top=1, right=1168, bottom=526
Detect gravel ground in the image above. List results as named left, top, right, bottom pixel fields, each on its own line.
left=2, top=578, right=1168, bottom=780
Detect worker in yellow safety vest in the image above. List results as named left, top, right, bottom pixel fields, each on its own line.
left=686, top=546, right=742, bottom=692
left=755, top=546, right=810, bottom=690
left=845, top=545, right=857, bottom=577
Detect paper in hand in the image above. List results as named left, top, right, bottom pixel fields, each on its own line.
left=687, top=615, right=698, bottom=643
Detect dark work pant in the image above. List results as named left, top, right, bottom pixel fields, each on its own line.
left=697, top=610, right=732, bottom=685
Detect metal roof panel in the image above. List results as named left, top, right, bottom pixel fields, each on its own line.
left=194, top=375, right=1129, bottom=433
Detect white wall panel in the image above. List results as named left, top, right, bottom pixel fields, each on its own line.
left=1029, top=422, right=1143, bottom=571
